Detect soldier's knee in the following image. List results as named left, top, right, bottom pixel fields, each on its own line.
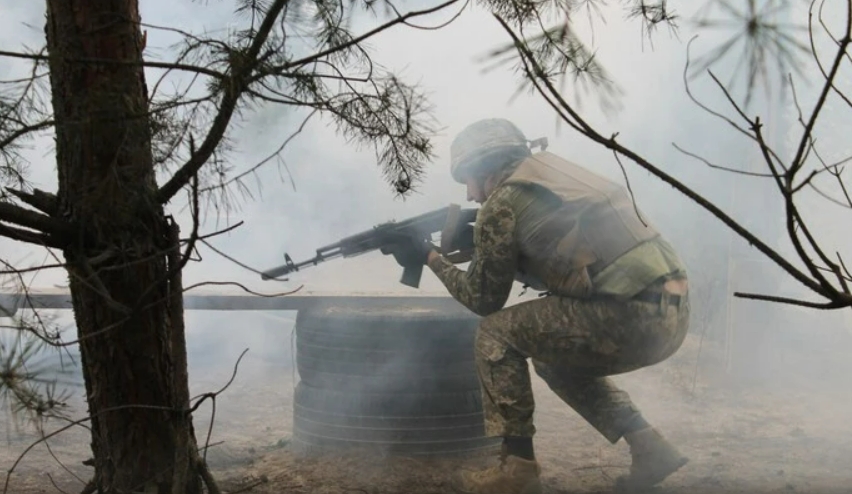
left=475, top=315, right=511, bottom=363
left=477, top=312, right=499, bottom=337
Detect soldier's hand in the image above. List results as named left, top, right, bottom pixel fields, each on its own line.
left=383, top=235, right=434, bottom=267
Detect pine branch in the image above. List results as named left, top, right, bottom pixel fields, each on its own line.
left=156, top=0, right=291, bottom=204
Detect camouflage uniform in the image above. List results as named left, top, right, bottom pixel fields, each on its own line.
left=427, top=157, right=690, bottom=445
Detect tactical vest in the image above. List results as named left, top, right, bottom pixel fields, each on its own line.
left=501, top=152, right=660, bottom=297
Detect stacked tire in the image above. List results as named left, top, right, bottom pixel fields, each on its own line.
left=291, top=300, right=501, bottom=457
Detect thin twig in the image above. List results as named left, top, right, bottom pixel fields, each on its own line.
left=197, top=238, right=289, bottom=281
left=672, top=142, right=773, bottom=177
left=198, top=109, right=317, bottom=194
left=610, top=149, right=647, bottom=226
left=734, top=290, right=849, bottom=308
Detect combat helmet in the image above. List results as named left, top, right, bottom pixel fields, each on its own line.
left=450, top=118, right=532, bottom=184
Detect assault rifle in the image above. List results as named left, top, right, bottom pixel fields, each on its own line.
left=260, top=204, right=478, bottom=288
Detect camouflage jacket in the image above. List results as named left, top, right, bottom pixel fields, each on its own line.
left=427, top=180, right=686, bottom=316
left=427, top=184, right=522, bottom=317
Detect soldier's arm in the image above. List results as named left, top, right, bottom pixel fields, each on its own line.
left=427, top=187, right=519, bottom=316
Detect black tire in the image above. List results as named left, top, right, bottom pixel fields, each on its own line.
left=291, top=381, right=501, bottom=457
left=294, top=303, right=483, bottom=394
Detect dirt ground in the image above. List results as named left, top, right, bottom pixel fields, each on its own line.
left=2, top=330, right=852, bottom=494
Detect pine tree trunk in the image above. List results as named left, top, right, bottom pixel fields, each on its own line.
left=44, top=1, right=204, bottom=492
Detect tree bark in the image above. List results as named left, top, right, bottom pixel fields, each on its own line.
left=44, top=1, right=203, bottom=492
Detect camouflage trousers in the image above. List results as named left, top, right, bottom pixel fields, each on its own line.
left=474, top=287, right=689, bottom=444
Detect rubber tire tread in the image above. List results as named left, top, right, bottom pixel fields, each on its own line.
left=295, top=356, right=481, bottom=393
left=295, top=305, right=483, bottom=393
left=291, top=382, right=501, bottom=457
left=293, top=305, right=481, bottom=352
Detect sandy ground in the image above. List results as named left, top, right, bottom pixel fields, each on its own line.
left=2, top=329, right=852, bottom=494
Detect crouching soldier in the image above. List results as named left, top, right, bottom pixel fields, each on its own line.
left=389, top=118, right=691, bottom=494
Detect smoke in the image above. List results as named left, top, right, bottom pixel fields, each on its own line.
left=2, top=0, right=852, bottom=491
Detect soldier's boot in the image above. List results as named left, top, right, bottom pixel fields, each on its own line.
left=617, top=427, right=688, bottom=491
left=453, top=454, right=543, bottom=494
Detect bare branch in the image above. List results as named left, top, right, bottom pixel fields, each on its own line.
left=0, top=201, right=70, bottom=238
left=790, top=0, right=852, bottom=176
left=181, top=279, right=303, bottom=298
left=4, top=188, right=58, bottom=216
left=734, top=290, right=851, bottom=308
left=0, top=262, right=65, bottom=275
left=0, top=120, right=54, bottom=151
left=610, top=148, right=647, bottom=227
left=806, top=180, right=852, bottom=208
left=681, top=36, right=786, bottom=171
left=0, top=49, right=226, bottom=80
left=197, top=237, right=287, bottom=281
left=267, top=0, right=462, bottom=73
left=492, top=12, right=830, bottom=301
left=812, top=0, right=852, bottom=111
left=811, top=145, right=852, bottom=208
left=672, top=142, right=774, bottom=177
left=0, top=223, right=59, bottom=248
left=198, top=108, right=317, bottom=194
left=178, top=136, right=201, bottom=272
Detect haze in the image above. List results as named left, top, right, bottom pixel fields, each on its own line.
left=1, top=0, right=851, bottom=492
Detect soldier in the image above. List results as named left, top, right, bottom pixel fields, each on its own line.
left=389, top=118, right=691, bottom=494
